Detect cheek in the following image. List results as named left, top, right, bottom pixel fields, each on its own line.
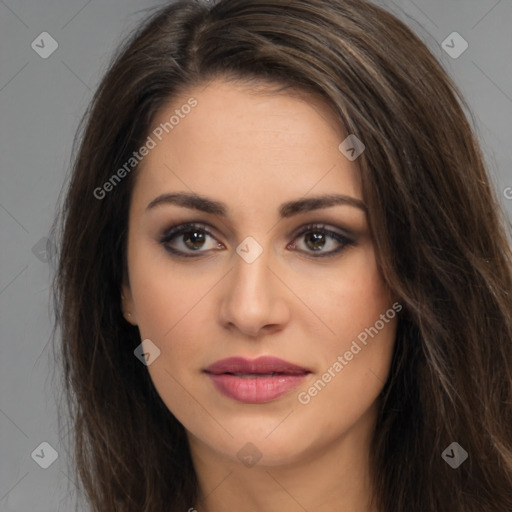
left=306, top=316, right=397, bottom=427
left=127, top=233, right=195, bottom=330
left=296, top=288, right=397, bottom=445
left=128, top=260, right=209, bottom=421
left=131, top=271, right=204, bottom=361
left=319, top=247, right=393, bottom=344
left=127, top=241, right=217, bottom=378
left=304, top=247, right=397, bottom=396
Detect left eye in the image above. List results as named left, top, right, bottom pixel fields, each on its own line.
left=159, top=222, right=354, bottom=258
left=290, top=224, right=354, bottom=256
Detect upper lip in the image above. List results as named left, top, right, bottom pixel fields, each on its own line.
left=204, top=356, right=311, bottom=375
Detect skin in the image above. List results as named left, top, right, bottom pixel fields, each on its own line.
left=121, top=79, right=398, bottom=512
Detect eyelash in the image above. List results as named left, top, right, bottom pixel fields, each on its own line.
left=159, top=222, right=355, bottom=259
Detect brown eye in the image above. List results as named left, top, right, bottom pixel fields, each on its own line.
left=181, top=229, right=207, bottom=250
left=160, top=223, right=223, bottom=257
left=289, top=224, right=355, bottom=258
left=160, top=222, right=355, bottom=259
left=304, top=231, right=328, bottom=251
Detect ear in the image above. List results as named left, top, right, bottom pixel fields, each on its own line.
left=121, top=281, right=138, bottom=325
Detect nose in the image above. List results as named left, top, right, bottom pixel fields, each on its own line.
left=218, top=243, right=291, bottom=339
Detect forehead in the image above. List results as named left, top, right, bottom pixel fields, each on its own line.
left=130, top=79, right=362, bottom=215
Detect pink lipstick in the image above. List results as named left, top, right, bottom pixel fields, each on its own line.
left=204, top=356, right=311, bottom=403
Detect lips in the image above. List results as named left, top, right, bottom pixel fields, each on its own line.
left=204, top=356, right=311, bottom=403
left=204, top=356, right=310, bottom=376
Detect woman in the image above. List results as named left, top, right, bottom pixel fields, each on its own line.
left=51, top=0, right=512, bottom=510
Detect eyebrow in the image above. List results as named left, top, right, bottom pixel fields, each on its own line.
left=145, top=192, right=367, bottom=217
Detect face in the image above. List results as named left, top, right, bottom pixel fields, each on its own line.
left=121, top=79, right=398, bottom=468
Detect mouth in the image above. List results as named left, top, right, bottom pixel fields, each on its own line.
left=204, top=356, right=311, bottom=403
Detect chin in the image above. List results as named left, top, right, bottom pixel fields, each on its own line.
left=201, top=418, right=323, bottom=468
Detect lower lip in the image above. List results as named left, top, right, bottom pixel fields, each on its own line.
left=206, top=373, right=309, bottom=403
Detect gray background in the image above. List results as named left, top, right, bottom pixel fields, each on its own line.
left=1, top=1, right=511, bottom=511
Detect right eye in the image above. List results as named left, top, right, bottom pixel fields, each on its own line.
left=159, top=223, right=224, bottom=257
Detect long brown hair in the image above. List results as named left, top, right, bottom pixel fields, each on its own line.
left=51, top=0, right=512, bottom=510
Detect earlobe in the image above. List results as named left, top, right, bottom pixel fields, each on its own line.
left=121, top=283, right=137, bottom=325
